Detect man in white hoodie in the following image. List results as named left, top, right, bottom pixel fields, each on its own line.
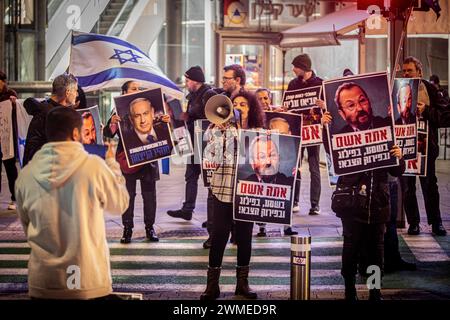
left=15, top=107, right=129, bottom=299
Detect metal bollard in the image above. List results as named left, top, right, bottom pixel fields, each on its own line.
left=290, top=234, right=311, bottom=300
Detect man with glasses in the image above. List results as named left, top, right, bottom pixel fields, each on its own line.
left=335, top=82, right=391, bottom=133
left=221, top=64, right=246, bottom=99
left=400, top=56, right=449, bottom=236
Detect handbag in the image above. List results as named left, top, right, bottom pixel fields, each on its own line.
left=331, top=176, right=368, bottom=214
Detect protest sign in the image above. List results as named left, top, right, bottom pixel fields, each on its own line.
left=115, top=88, right=174, bottom=168
left=233, top=130, right=301, bottom=225
left=323, top=72, right=398, bottom=176
left=392, top=78, right=420, bottom=160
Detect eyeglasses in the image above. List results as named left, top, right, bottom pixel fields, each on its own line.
left=222, top=76, right=235, bottom=81
left=342, top=96, right=369, bottom=111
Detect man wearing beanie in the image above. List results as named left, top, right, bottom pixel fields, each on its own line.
left=167, top=66, right=217, bottom=249
left=287, top=53, right=323, bottom=222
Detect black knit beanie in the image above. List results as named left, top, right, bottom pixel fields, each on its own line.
left=184, top=66, right=205, bottom=83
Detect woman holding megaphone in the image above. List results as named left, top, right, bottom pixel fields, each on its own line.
left=201, top=91, right=265, bottom=300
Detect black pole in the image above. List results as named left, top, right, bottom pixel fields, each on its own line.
left=281, top=49, right=287, bottom=99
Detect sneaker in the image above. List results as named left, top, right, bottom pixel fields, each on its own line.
left=167, top=209, right=193, bottom=221
left=309, top=206, right=320, bottom=215
left=407, top=224, right=420, bottom=235
left=7, top=202, right=16, bottom=210
left=292, top=203, right=300, bottom=213
left=432, top=222, right=447, bottom=236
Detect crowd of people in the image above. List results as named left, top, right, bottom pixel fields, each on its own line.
left=0, top=53, right=449, bottom=301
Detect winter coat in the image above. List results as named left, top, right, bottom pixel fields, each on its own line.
left=22, top=97, right=62, bottom=167
left=15, top=141, right=129, bottom=299
left=421, top=80, right=450, bottom=160
left=334, top=159, right=405, bottom=224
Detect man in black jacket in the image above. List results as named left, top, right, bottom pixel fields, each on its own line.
left=401, top=56, right=449, bottom=236
left=287, top=54, right=322, bottom=221
left=23, top=73, right=78, bottom=167
left=167, top=66, right=217, bottom=248
left=323, top=110, right=405, bottom=300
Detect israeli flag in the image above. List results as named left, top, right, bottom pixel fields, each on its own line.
left=69, top=31, right=183, bottom=100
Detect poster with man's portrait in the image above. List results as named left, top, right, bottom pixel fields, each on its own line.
left=282, top=86, right=323, bottom=146
left=166, top=98, right=194, bottom=158
left=194, top=119, right=217, bottom=187
left=264, top=111, right=301, bottom=137
left=323, top=72, right=398, bottom=176
left=392, top=78, right=420, bottom=160
left=114, top=88, right=175, bottom=167
left=233, top=130, right=301, bottom=226
left=404, top=118, right=428, bottom=176
left=77, top=105, right=103, bottom=145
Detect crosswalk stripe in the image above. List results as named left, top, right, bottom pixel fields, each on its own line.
left=0, top=241, right=343, bottom=249
left=402, top=234, right=450, bottom=262
left=0, top=268, right=342, bottom=278
left=0, top=254, right=341, bottom=263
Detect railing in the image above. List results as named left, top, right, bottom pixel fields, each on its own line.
left=107, top=0, right=139, bottom=36
left=47, top=0, right=64, bottom=20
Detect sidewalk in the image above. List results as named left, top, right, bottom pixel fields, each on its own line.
left=0, top=157, right=449, bottom=300
left=3, top=159, right=449, bottom=241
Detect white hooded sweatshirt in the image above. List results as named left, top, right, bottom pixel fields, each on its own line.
left=15, top=141, right=129, bottom=299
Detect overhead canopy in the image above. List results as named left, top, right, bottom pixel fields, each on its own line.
left=279, top=5, right=369, bottom=48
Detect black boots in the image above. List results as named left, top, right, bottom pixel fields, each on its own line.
left=200, top=267, right=221, bottom=300
left=203, top=236, right=212, bottom=249
left=120, top=227, right=132, bottom=244
left=344, top=277, right=358, bottom=301
left=145, top=227, right=159, bottom=242
left=167, top=209, right=193, bottom=221
left=235, top=266, right=257, bottom=299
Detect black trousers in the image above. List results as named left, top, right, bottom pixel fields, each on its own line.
left=384, top=180, right=402, bottom=264
left=341, top=218, right=385, bottom=280
left=182, top=161, right=201, bottom=212
left=294, top=145, right=321, bottom=208
left=209, top=196, right=253, bottom=268
left=122, top=174, right=156, bottom=229
left=206, top=189, right=215, bottom=235
left=400, top=156, right=441, bottom=225
left=0, top=157, right=18, bottom=201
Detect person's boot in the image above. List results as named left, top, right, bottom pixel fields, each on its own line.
left=200, top=267, right=221, bottom=300
left=167, top=209, right=192, bottom=221
left=145, top=226, right=159, bottom=242
left=432, top=222, right=447, bottom=236
left=120, top=227, right=133, bottom=244
left=344, top=277, right=358, bottom=301
left=369, top=288, right=382, bottom=301
left=203, top=236, right=212, bottom=249
left=235, top=266, right=257, bottom=299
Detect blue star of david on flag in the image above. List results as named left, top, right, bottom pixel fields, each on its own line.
left=110, top=48, right=141, bottom=64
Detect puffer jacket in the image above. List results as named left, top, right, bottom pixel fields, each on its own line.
left=334, top=159, right=405, bottom=224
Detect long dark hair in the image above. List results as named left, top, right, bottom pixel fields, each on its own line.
left=233, top=91, right=265, bottom=129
